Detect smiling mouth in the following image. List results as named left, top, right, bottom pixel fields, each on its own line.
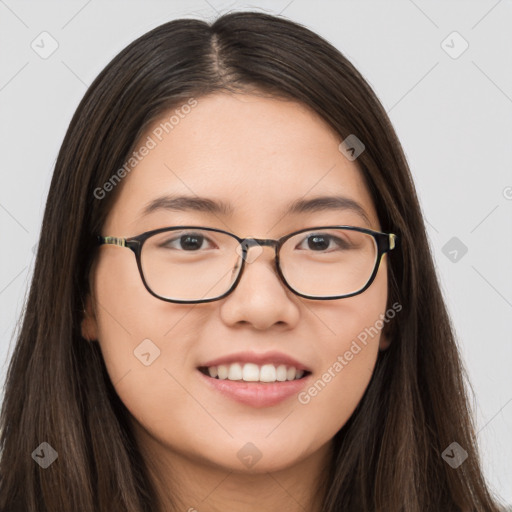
left=197, top=366, right=311, bottom=383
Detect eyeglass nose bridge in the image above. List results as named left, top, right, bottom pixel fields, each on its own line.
left=241, top=237, right=279, bottom=248
left=239, top=237, right=280, bottom=263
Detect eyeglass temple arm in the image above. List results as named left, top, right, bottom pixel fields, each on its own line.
left=97, top=236, right=126, bottom=247
left=388, top=233, right=397, bottom=251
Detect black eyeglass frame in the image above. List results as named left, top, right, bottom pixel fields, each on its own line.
left=97, top=225, right=398, bottom=304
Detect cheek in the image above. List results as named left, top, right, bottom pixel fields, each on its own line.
left=297, top=266, right=388, bottom=430
left=91, top=250, right=200, bottom=415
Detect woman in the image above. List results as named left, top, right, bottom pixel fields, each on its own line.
left=0, top=11, right=504, bottom=512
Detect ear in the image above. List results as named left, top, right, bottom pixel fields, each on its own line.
left=81, top=294, right=98, bottom=342
left=378, top=332, right=391, bottom=351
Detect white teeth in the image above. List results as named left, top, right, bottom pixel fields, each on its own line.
left=228, top=363, right=243, bottom=380
left=260, top=364, right=276, bottom=382
left=217, top=364, right=229, bottom=380
left=203, top=362, right=307, bottom=382
left=242, top=363, right=260, bottom=382
left=276, top=365, right=287, bottom=382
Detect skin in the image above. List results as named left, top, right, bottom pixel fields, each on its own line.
left=82, top=92, right=391, bottom=512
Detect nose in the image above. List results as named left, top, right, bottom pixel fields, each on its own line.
left=219, top=242, right=300, bottom=330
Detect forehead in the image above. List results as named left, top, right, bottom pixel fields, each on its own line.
left=104, top=92, right=379, bottom=233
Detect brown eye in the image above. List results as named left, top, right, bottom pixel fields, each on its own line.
left=297, top=233, right=350, bottom=252
left=160, top=232, right=215, bottom=251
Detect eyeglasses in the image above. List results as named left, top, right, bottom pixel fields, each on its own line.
left=97, top=225, right=398, bottom=304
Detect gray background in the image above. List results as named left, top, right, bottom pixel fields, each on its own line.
left=0, top=0, right=511, bottom=505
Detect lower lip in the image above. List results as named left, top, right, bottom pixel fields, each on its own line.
left=197, top=369, right=311, bottom=408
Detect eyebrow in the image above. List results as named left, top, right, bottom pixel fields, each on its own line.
left=139, top=194, right=372, bottom=226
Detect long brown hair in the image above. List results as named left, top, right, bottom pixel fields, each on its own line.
left=0, top=11, right=504, bottom=511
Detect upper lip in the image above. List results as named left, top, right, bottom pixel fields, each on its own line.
left=198, top=351, right=312, bottom=372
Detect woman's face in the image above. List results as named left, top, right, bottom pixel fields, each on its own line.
left=84, top=92, right=390, bottom=475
